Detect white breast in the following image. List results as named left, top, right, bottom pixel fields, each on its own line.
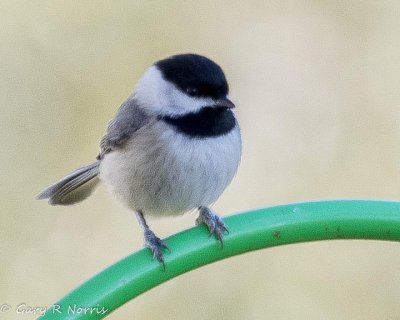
left=100, top=121, right=241, bottom=217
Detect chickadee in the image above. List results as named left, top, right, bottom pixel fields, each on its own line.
left=38, top=53, right=242, bottom=264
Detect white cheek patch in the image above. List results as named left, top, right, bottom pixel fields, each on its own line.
left=134, top=66, right=214, bottom=116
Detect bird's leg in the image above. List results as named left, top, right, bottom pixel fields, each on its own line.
left=135, top=211, right=169, bottom=267
left=196, top=206, right=229, bottom=247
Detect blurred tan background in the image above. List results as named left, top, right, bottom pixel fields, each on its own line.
left=2, top=1, right=400, bottom=319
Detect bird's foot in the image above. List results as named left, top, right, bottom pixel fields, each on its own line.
left=196, top=206, right=229, bottom=247
left=136, top=210, right=169, bottom=269
left=143, top=228, right=170, bottom=269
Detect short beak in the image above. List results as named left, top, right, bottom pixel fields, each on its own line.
left=214, top=97, right=235, bottom=109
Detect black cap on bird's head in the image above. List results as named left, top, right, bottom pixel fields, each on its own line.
left=134, top=53, right=234, bottom=117
left=155, top=54, right=229, bottom=100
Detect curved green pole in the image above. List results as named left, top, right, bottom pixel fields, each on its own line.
left=41, top=200, right=400, bottom=319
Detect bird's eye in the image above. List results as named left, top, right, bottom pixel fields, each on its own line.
left=186, top=87, right=199, bottom=96
left=217, top=86, right=226, bottom=97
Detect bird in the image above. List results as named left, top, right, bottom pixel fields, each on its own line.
left=37, top=53, right=242, bottom=265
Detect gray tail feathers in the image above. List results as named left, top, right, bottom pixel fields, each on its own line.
left=37, top=161, right=101, bottom=205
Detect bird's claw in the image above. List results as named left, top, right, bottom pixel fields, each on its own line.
left=143, top=229, right=169, bottom=270
left=196, top=207, right=229, bottom=247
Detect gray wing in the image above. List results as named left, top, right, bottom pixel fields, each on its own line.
left=97, top=97, right=150, bottom=159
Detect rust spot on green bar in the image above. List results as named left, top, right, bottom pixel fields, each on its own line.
left=273, top=230, right=281, bottom=240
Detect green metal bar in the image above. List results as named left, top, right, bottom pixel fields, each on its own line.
left=41, top=200, right=400, bottom=319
